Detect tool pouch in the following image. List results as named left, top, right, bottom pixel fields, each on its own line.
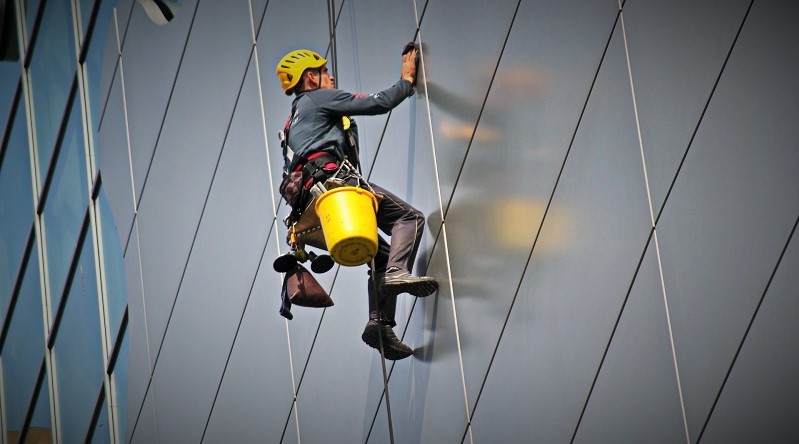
left=279, top=263, right=334, bottom=320
left=279, top=170, right=304, bottom=209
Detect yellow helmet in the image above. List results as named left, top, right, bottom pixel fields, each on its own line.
left=276, top=49, right=327, bottom=95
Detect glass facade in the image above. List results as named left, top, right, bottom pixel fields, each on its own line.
left=0, top=0, right=127, bottom=443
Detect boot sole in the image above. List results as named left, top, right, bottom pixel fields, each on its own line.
left=379, top=278, right=439, bottom=298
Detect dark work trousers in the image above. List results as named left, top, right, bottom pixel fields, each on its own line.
left=367, top=182, right=425, bottom=326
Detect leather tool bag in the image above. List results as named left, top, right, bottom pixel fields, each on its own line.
left=283, top=263, right=333, bottom=308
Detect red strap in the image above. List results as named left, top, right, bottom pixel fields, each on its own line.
left=293, top=151, right=329, bottom=172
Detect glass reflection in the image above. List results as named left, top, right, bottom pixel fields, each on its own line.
left=0, top=242, right=45, bottom=438
left=0, top=97, right=33, bottom=312
left=99, top=188, right=127, bottom=344
left=28, top=0, right=76, bottom=180
left=54, top=232, right=104, bottom=443
left=43, top=95, right=89, bottom=315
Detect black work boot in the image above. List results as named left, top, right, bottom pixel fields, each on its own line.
left=379, top=268, right=438, bottom=298
left=361, top=320, right=414, bottom=360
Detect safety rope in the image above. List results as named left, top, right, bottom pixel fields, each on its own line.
left=370, top=257, right=395, bottom=444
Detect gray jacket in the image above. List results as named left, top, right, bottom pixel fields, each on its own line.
left=284, top=79, right=415, bottom=171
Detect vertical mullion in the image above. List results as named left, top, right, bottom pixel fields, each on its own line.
left=77, top=0, right=120, bottom=442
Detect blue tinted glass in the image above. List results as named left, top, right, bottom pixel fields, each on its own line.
left=0, top=98, right=33, bottom=314
left=0, top=67, right=19, bottom=134
left=98, top=188, right=127, bottom=343
left=84, top=0, right=115, bottom=178
left=89, top=393, right=111, bottom=444
left=43, top=97, right=88, bottom=315
left=54, top=233, right=104, bottom=443
left=113, top=330, right=129, bottom=443
left=28, top=0, right=76, bottom=179
left=27, top=370, right=53, bottom=441
left=0, top=242, right=45, bottom=436
left=23, top=0, right=43, bottom=46
left=79, top=0, right=97, bottom=39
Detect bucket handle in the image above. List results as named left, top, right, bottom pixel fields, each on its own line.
left=328, top=158, right=377, bottom=196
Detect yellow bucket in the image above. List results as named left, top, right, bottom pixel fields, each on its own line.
left=315, top=186, right=379, bottom=266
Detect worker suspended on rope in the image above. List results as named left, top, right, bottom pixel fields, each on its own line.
left=275, top=45, right=437, bottom=360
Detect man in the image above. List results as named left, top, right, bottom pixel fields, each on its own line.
left=275, top=46, right=438, bottom=360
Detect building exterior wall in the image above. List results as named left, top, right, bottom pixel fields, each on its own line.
left=98, top=0, right=797, bottom=443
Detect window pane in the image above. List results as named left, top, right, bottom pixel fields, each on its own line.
left=84, top=0, right=115, bottom=178
left=0, top=242, right=45, bottom=437
left=89, top=392, right=111, bottom=444
left=42, top=96, right=88, bottom=314
left=112, top=329, right=128, bottom=443
left=25, top=370, right=54, bottom=443
left=0, top=71, right=18, bottom=134
left=28, top=0, right=76, bottom=179
left=22, top=0, right=43, bottom=47
left=53, top=233, right=104, bottom=443
left=78, top=0, right=97, bottom=40
left=98, top=188, right=127, bottom=344
left=0, top=97, right=33, bottom=314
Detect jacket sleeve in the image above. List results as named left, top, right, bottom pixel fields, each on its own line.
left=312, top=79, right=415, bottom=116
